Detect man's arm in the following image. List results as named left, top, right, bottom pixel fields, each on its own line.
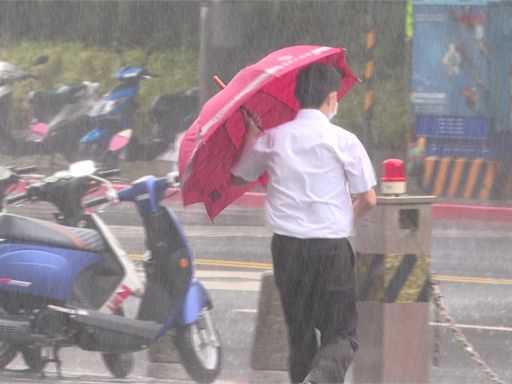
left=353, top=187, right=377, bottom=221
left=230, top=109, right=262, bottom=186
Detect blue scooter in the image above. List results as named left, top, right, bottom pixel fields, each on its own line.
left=0, top=162, right=221, bottom=382
left=78, top=66, right=155, bottom=167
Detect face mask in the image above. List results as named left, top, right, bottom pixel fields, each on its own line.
left=328, top=101, right=338, bottom=121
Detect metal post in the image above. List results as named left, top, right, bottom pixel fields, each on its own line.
left=363, top=0, right=376, bottom=159
left=353, top=195, right=435, bottom=383
left=198, top=0, right=212, bottom=106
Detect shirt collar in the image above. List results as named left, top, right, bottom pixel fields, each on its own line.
left=295, top=108, right=329, bottom=122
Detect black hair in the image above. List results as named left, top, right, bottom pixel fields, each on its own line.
left=294, top=63, right=341, bottom=109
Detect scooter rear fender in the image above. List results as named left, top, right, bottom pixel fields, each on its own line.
left=0, top=243, right=100, bottom=301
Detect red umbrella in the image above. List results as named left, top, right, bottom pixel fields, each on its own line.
left=178, top=45, right=359, bottom=219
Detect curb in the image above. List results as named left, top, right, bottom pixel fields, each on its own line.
left=231, top=193, right=512, bottom=222
left=431, top=203, right=512, bottom=222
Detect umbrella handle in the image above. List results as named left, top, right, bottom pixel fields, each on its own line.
left=213, top=75, right=227, bottom=90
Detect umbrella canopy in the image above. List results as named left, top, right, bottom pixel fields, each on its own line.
left=179, top=45, right=359, bottom=219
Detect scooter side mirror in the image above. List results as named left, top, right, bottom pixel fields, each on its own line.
left=69, top=160, right=97, bottom=178
left=0, top=167, right=12, bottom=181
left=167, top=171, right=180, bottom=188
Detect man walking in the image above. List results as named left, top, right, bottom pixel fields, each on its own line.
left=232, top=62, right=377, bottom=383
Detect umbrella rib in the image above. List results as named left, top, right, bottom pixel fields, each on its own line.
left=243, top=90, right=296, bottom=129
left=199, top=70, right=277, bottom=137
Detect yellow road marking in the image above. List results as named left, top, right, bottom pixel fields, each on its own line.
left=129, top=254, right=512, bottom=285
left=432, top=274, right=512, bottom=285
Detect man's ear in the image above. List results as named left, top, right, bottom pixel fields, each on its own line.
left=324, top=91, right=337, bottom=110
left=330, top=91, right=338, bottom=105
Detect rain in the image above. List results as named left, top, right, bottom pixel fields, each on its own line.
left=0, top=1, right=511, bottom=384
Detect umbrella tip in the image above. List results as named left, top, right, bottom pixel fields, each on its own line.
left=213, top=75, right=227, bottom=90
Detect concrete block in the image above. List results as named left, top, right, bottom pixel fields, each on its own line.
left=251, top=271, right=289, bottom=371
left=353, top=302, right=431, bottom=384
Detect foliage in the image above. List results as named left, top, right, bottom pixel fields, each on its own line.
left=336, top=67, right=412, bottom=162
left=199, top=0, right=412, bottom=156
left=0, top=1, right=200, bottom=50
left=0, top=0, right=412, bottom=155
left=0, top=41, right=198, bottom=133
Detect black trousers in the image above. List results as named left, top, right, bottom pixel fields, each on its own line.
left=271, top=234, right=358, bottom=384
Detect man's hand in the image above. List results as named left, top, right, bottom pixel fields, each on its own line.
left=353, top=187, right=377, bottom=221
left=241, top=107, right=261, bottom=136
left=231, top=108, right=262, bottom=187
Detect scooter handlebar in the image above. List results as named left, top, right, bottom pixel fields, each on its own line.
left=96, top=169, right=121, bottom=179
left=13, top=165, right=37, bottom=175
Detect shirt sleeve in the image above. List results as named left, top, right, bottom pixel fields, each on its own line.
left=231, top=134, right=267, bottom=182
left=343, top=135, right=377, bottom=194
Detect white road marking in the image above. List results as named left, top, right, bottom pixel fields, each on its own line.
left=430, top=322, right=512, bottom=333
left=233, top=309, right=258, bottom=314
left=201, top=281, right=260, bottom=292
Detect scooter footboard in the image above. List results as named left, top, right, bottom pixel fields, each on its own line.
left=180, top=279, right=212, bottom=325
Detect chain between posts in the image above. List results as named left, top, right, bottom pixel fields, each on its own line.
left=430, top=278, right=506, bottom=384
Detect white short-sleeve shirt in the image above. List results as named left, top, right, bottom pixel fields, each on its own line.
left=232, top=109, right=376, bottom=239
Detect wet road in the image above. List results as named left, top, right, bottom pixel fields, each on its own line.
left=2, top=202, right=512, bottom=383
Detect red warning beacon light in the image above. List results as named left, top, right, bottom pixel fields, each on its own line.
left=380, top=158, right=407, bottom=195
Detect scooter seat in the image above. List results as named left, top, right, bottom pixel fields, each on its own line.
left=0, top=213, right=106, bottom=253
left=29, top=91, right=69, bottom=118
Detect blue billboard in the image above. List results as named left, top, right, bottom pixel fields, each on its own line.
left=487, top=1, right=512, bottom=132
left=411, top=3, right=491, bottom=118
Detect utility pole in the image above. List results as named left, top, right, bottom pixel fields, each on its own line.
left=198, top=0, right=249, bottom=105
left=198, top=1, right=211, bottom=106
left=363, top=0, right=376, bottom=158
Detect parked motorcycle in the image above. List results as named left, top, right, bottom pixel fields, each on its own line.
left=0, top=165, right=38, bottom=211
left=0, top=56, right=48, bottom=155
left=78, top=66, right=156, bottom=168
left=0, top=161, right=222, bottom=382
left=0, top=163, right=137, bottom=376
left=27, top=81, right=100, bottom=167
left=111, top=87, right=199, bottom=163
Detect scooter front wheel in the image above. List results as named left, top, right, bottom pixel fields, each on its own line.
left=175, top=308, right=221, bottom=384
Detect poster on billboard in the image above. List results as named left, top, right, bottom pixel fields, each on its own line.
left=411, top=2, right=490, bottom=118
